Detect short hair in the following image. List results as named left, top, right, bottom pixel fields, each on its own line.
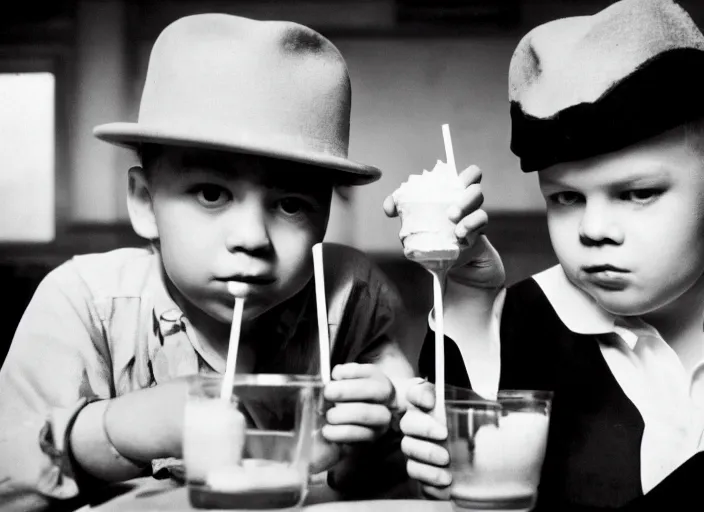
left=136, top=144, right=164, bottom=180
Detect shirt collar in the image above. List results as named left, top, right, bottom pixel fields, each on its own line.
left=146, top=253, right=187, bottom=337
left=532, top=265, right=642, bottom=349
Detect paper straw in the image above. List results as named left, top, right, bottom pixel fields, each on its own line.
left=432, top=272, right=446, bottom=425
left=312, top=243, right=331, bottom=383
left=221, top=287, right=245, bottom=401
left=442, top=124, right=456, bottom=172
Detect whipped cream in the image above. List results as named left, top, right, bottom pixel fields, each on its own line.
left=393, top=159, right=464, bottom=202
left=392, top=159, right=464, bottom=263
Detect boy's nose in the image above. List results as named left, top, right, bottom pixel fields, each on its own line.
left=224, top=202, right=271, bottom=253
left=578, top=201, right=623, bottom=246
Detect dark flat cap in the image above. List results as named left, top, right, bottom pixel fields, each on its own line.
left=509, top=0, right=704, bottom=172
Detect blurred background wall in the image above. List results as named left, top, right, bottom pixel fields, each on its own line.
left=2, top=0, right=703, bottom=365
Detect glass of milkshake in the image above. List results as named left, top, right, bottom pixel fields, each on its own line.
left=184, top=374, right=324, bottom=510
left=446, top=390, right=553, bottom=512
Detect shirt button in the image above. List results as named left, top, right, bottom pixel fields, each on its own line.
left=161, top=309, right=182, bottom=323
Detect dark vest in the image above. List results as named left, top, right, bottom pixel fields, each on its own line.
left=419, top=277, right=704, bottom=511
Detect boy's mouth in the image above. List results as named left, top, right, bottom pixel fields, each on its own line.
left=582, top=264, right=628, bottom=274
left=581, top=265, right=629, bottom=291
left=217, top=275, right=277, bottom=285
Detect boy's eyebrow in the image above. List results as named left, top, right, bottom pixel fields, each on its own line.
left=611, top=171, right=671, bottom=186
left=264, top=172, right=332, bottom=195
left=178, top=152, right=232, bottom=177
left=538, top=175, right=563, bottom=187
left=604, top=167, right=673, bottom=187
left=541, top=167, right=671, bottom=188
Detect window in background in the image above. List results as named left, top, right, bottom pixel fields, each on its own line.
left=0, top=72, right=55, bottom=242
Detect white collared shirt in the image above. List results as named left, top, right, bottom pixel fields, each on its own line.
left=437, top=264, right=704, bottom=493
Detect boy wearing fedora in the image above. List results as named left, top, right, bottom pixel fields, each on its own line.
left=391, top=0, right=704, bottom=509
left=0, top=12, right=488, bottom=503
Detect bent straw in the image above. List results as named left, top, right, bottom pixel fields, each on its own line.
left=221, top=285, right=245, bottom=401
left=312, top=243, right=331, bottom=384
left=432, top=271, right=446, bottom=426
left=442, top=123, right=456, bottom=172
left=432, top=123, right=457, bottom=425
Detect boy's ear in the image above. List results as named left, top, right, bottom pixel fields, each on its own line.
left=127, top=166, right=159, bottom=240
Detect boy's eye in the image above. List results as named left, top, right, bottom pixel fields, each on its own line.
left=277, top=197, right=312, bottom=216
left=549, top=191, right=582, bottom=206
left=194, top=185, right=230, bottom=207
left=620, top=188, right=661, bottom=204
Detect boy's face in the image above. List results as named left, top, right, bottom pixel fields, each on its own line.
left=539, top=127, right=704, bottom=317
left=144, top=148, right=333, bottom=323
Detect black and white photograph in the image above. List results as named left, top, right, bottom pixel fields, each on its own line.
left=2, top=1, right=704, bottom=511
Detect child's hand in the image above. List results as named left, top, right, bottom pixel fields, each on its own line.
left=384, top=165, right=505, bottom=289
left=399, top=379, right=452, bottom=500
left=447, top=165, right=506, bottom=289
left=322, top=363, right=396, bottom=444
left=310, top=429, right=344, bottom=474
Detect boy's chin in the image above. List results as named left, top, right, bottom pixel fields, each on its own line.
left=207, top=304, right=254, bottom=324
left=208, top=299, right=272, bottom=324
left=588, top=289, right=659, bottom=318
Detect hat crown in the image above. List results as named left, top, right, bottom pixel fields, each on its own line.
left=93, top=13, right=381, bottom=185
left=138, top=13, right=350, bottom=157
left=509, top=0, right=704, bottom=118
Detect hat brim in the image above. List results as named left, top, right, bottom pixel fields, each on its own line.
left=93, top=123, right=381, bottom=186
left=511, top=48, right=704, bottom=172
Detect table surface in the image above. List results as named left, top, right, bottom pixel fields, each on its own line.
left=81, top=477, right=451, bottom=512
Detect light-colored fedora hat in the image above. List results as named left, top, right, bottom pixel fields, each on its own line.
left=94, top=13, right=381, bottom=185
left=508, top=0, right=704, bottom=172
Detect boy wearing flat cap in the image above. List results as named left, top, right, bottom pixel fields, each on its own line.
left=391, top=0, right=704, bottom=509
left=0, top=12, right=487, bottom=504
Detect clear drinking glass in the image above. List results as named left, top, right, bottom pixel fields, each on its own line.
left=446, top=390, right=553, bottom=512
left=184, top=374, right=324, bottom=510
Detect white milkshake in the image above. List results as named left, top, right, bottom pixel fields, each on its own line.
left=449, top=409, right=550, bottom=512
